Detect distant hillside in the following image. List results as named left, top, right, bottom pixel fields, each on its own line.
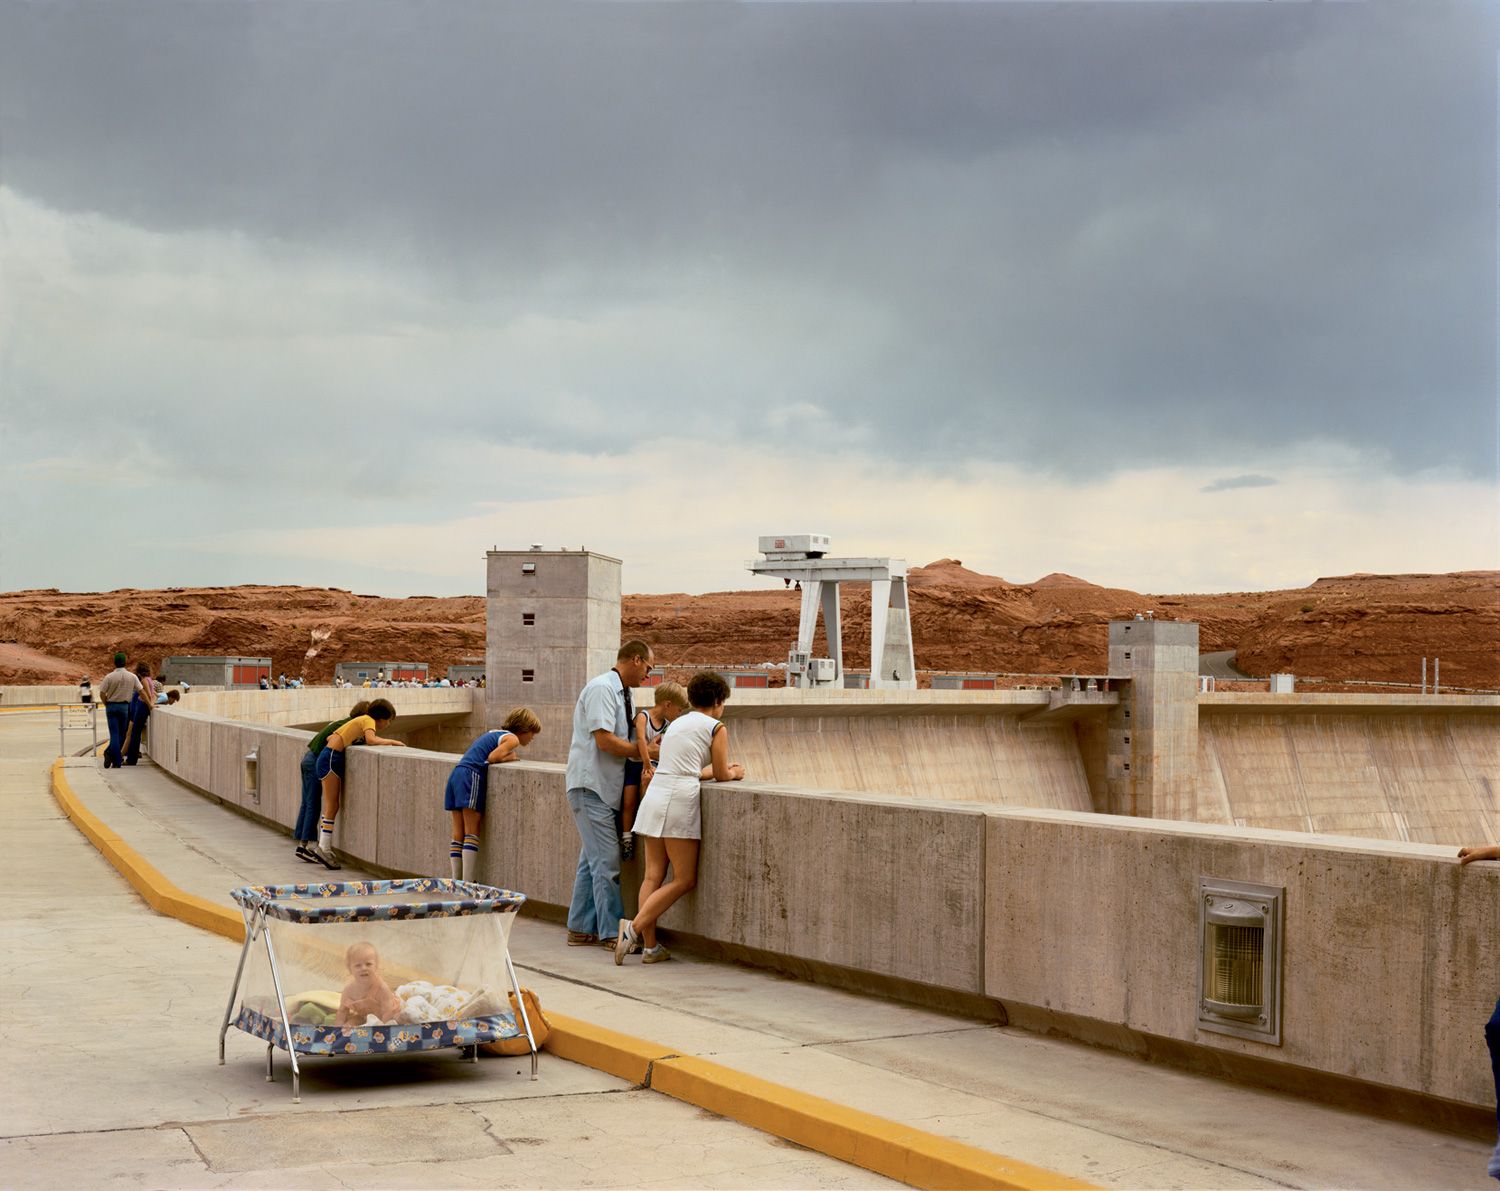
left=2, top=566, right=1495, bottom=689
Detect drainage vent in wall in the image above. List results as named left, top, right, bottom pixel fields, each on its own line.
left=1197, top=877, right=1282, bottom=1045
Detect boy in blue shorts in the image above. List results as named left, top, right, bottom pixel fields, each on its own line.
left=444, top=707, right=542, bottom=881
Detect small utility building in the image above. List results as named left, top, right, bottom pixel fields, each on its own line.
left=164, top=656, right=271, bottom=689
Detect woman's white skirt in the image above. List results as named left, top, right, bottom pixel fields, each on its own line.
left=633, top=773, right=702, bottom=840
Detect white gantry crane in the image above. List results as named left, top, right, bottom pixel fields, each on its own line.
left=747, top=534, right=917, bottom=690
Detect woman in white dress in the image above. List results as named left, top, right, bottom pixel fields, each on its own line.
left=615, top=671, right=745, bottom=964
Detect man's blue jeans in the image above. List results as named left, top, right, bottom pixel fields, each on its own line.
left=103, top=702, right=130, bottom=767
left=566, top=787, right=622, bottom=938
left=293, top=750, right=320, bottom=843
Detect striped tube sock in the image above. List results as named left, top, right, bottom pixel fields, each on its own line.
left=461, top=834, right=480, bottom=882
left=319, top=817, right=336, bottom=851
left=449, top=839, right=462, bottom=880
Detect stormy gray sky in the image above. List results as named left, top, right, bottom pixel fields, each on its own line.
left=2, top=1, right=1496, bottom=596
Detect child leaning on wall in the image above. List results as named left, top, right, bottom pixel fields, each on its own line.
left=621, top=682, right=689, bottom=859
left=616, top=671, right=745, bottom=966
left=443, top=708, right=542, bottom=882
left=294, top=701, right=369, bottom=867
left=314, top=698, right=404, bottom=870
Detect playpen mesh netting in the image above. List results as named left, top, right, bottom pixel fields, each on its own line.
left=229, top=879, right=529, bottom=1056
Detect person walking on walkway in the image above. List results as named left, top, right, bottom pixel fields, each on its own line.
left=119, top=663, right=157, bottom=766
left=615, top=671, right=744, bottom=965
left=98, top=652, right=141, bottom=769
left=564, top=640, right=654, bottom=948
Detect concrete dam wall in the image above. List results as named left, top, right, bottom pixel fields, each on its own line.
left=722, top=702, right=1096, bottom=813
left=173, top=680, right=1498, bottom=846
left=707, top=692, right=1498, bottom=847
left=1197, top=707, right=1498, bottom=845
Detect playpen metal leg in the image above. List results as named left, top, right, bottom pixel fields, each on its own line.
left=266, top=1044, right=274, bottom=1081
left=504, top=950, right=539, bottom=1081
left=219, top=909, right=261, bottom=1065
left=262, top=927, right=302, bottom=1103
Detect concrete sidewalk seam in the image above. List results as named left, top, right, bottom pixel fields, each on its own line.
left=48, top=756, right=1096, bottom=1191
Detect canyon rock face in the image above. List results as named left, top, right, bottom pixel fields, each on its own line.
left=2, top=565, right=1495, bottom=690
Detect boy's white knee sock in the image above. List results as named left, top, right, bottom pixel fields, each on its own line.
left=461, top=834, right=479, bottom=882
left=318, top=817, right=335, bottom=851
left=449, top=839, right=462, bottom=880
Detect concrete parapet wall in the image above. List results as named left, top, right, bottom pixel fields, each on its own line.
left=984, top=810, right=1496, bottom=1110
left=1200, top=692, right=1500, bottom=712
left=0, top=685, right=91, bottom=706
left=177, top=686, right=474, bottom=730
left=145, top=702, right=1498, bottom=1115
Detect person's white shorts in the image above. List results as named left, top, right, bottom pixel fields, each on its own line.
left=632, top=773, right=701, bottom=840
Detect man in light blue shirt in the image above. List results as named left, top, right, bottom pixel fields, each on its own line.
left=565, top=640, right=654, bottom=946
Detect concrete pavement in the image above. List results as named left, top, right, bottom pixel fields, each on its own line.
left=3, top=708, right=1494, bottom=1189
left=0, top=710, right=895, bottom=1190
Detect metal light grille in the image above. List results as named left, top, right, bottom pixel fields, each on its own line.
left=1198, top=878, right=1281, bottom=1044
left=1207, top=924, right=1263, bottom=1009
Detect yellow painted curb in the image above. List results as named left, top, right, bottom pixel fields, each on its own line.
left=652, top=1054, right=1096, bottom=1191
left=50, top=759, right=244, bottom=943
left=542, top=1011, right=675, bottom=1085
left=48, top=756, right=1097, bottom=1191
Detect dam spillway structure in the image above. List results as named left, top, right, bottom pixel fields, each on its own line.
left=747, top=534, right=917, bottom=690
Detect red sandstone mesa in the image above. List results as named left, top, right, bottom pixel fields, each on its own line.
left=0, top=566, right=1494, bottom=690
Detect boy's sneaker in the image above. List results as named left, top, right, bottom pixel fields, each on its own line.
left=620, top=832, right=635, bottom=860
left=313, top=846, right=342, bottom=871
left=565, top=930, right=597, bottom=947
left=641, top=944, right=671, bottom=964
left=614, top=921, right=638, bottom=966
left=294, top=844, right=318, bottom=863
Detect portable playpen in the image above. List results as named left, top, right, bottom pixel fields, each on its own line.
left=221, top=878, right=537, bottom=1102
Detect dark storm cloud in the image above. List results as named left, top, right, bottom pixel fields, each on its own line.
left=2, top=0, right=1495, bottom=475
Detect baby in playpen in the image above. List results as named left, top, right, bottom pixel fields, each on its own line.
left=336, top=941, right=401, bottom=1026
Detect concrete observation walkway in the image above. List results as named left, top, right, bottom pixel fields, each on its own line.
left=0, top=708, right=1492, bottom=1189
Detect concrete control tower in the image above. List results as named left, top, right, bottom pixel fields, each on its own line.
left=748, top=534, right=916, bottom=690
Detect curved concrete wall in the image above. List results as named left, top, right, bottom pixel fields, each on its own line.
left=726, top=711, right=1094, bottom=810
left=176, top=685, right=475, bottom=730
left=1, top=684, right=88, bottom=706
left=144, top=701, right=1498, bottom=1116
left=1198, top=709, right=1500, bottom=845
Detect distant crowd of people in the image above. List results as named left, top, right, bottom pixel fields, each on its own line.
left=332, top=676, right=484, bottom=689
